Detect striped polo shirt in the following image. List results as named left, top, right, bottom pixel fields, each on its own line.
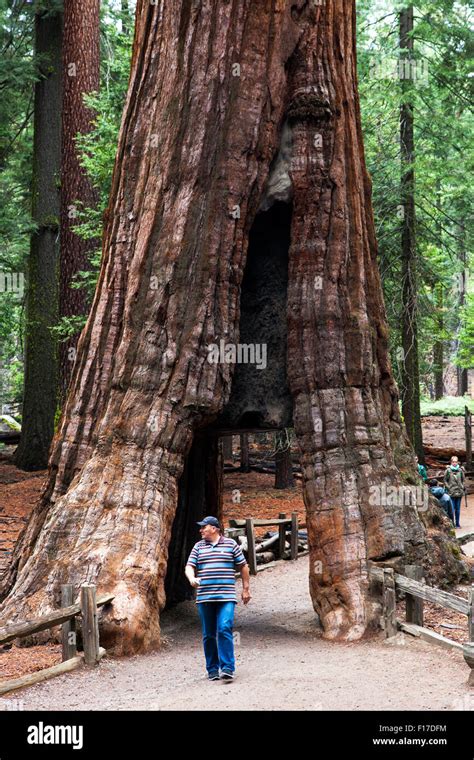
left=186, top=535, right=247, bottom=603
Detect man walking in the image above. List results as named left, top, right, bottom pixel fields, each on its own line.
left=444, top=456, right=466, bottom=529
left=185, top=516, right=251, bottom=681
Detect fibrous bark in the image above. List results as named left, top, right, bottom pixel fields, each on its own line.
left=0, top=0, right=466, bottom=654
left=59, top=0, right=100, bottom=398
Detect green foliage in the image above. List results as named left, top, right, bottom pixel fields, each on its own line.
left=0, top=1, right=135, bottom=401
left=419, top=395, right=474, bottom=416
left=51, top=2, right=134, bottom=342
left=71, top=2, right=134, bottom=301
left=0, top=0, right=36, bottom=408
left=357, top=0, right=474, bottom=396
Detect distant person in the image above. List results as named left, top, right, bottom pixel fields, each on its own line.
left=444, top=456, right=466, bottom=529
left=416, top=455, right=428, bottom=482
left=185, top=516, right=251, bottom=681
left=427, top=478, right=455, bottom=524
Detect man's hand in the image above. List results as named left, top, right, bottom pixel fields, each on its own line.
left=240, top=564, right=251, bottom=604
left=185, top=564, right=200, bottom=589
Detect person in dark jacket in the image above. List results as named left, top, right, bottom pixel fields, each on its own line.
left=427, top=479, right=455, bottom=524
left=443, top=457, right=465, bottom=528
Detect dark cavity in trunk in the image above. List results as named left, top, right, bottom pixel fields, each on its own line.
left=166, top=200, right=293, bottom=605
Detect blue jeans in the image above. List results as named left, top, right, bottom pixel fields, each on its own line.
left=451, top=496, right=462, bottom=527
left=197, top=601, right=235, bottom=675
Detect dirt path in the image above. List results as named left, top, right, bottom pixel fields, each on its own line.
left=1, top=556, right=471, bottom=712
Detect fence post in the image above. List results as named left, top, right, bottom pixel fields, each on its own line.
left=245, top=518, right=257, bottom=576
left=61, top=584, right=77, bottom=662
left=405, top=565, right=424, bottom=626
left=81, top=584, right=100, bottom=666
left=278, top=513, right=287, bottom=559
left=463, top=643, right=474, bottom=687
left=290, top=512, right=298, bottom=561
left=383, top=568, right=397, bottom=638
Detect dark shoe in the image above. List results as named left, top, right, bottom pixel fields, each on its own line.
left=208, top=672, right=220, bottom=681
left=221, top=671, right=234, bottom=680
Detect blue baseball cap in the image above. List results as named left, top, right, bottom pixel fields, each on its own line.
left=196, top=516, right=220, bottom=528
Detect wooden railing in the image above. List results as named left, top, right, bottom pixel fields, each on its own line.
left=368, top=563, right=474, bottom=686
left=0, top=584, right=113, bottom=696
left=227, top=512, right=300, bottom=575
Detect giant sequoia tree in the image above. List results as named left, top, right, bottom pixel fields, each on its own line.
left=0, top=0, right=466, bottom=655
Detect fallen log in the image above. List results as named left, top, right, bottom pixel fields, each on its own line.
left=423, top=445, right=466, bottom=461
left=255, top=534, right=280, bottom=553
left=256, top=551, right=275, bottom=565
left=0, top=431, right=20, bottom=445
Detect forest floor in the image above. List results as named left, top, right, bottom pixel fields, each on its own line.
left=0, top=413, right=473, bottom=707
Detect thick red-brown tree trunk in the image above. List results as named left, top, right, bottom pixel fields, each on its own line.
left=59, top=0, right=100, bottom=398
left=0, top=0, right=466, bottom=654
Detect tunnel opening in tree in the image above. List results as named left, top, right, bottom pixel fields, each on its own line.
left=166, top=200, right=294, bottom=606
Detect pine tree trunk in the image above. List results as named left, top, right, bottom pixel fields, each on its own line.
left=240, top=433, right=250, bottom=473
left=1, top=0, right=466, bottom=654
left=433, top=283, right=444, bottom=400
left=399, top=5, right=423, bottom=459
left=457, top=222, right=468, bottom=396
left=274, top=430, right=295, bottom=489
left=13, top=5, right=62, bottom=471
left=433, top=184, right=444, bottom=401
left=59, top=0, right=100, bottom=399
left=222, top=435, right=233, bottom=462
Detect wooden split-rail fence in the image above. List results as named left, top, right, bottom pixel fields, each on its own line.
left=369, top=563, right=474, bottom=685
left=0, top=584, right=113, bottom=696
left=226, top=511, right=301, bottom=575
